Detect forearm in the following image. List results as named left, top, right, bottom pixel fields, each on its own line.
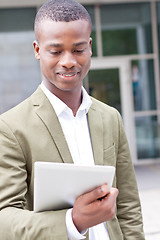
left=0, top=207, right=68, bottom=240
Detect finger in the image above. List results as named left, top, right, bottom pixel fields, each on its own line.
left=107, top=187, right=119, bottom=199
left=102, top=187, right=119, bottom=206
left=110, top=187, right=119, bottom=197
left=82, top=184, right=109, bottom=204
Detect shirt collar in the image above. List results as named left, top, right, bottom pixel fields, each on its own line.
left=40, top=81, right=92, bottom=117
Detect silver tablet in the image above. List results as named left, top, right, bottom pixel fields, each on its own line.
left=34, top=162, right=115, bottom=212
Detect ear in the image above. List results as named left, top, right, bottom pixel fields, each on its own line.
left=89, top=37, right=92, bottom=57
left=33, top=40, right=40, bottom=60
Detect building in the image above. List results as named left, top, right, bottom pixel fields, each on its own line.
left=0, top=0, right=160, bottom=164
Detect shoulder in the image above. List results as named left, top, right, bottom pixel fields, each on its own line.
left=90, top=96, right=121, bottom=118
left=89, top=96, right=124, bottom=134
left=0, top=86, right=46, bottom=127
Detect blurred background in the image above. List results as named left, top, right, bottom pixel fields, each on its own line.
left=0, top=0, right=160, bottom=239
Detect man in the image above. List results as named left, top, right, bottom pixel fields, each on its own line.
left=0, top=0, right=145, bottom=239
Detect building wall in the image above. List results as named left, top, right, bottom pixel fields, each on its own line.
left=0, top=0, right=160, bottom=163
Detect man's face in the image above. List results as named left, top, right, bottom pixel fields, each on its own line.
left=33, top=19, right=92, bottom=94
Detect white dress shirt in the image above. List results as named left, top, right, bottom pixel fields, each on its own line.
left=40, top=82, right=110, bottom=240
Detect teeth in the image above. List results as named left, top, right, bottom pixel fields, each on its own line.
left=60, top=73, right=76, bottom=77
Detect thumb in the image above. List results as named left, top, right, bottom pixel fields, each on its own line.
left=83, top=184, right=109, bottom=204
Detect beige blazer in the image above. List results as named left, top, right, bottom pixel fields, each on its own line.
left=0, top=86, right=145, bottom=240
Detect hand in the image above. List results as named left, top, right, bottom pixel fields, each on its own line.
left=72, top=184, right=119, bottom=233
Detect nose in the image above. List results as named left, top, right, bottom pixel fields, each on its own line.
left=59, top=52, right=76, bottom=69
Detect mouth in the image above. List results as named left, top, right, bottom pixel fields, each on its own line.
left=57, top=72, right=79, bottom=80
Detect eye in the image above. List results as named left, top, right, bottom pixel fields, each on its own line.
left=49, top=50, right=61, bottom=55
left=74, top=49, right=85, bottom=54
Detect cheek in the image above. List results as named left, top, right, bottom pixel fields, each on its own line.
left=40, top=60, right=53, bottom=79
left=40, top=56, right=57, bottom=72
left=82, top=55, right=91, bottom=71
left=79, top=53, right=91, bottom=67
left=40, top=50, right=58, bottom=66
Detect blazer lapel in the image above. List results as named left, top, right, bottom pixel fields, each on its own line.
left=88, top=103, right=104, bottom=166
left=31, top=87, right=73, bottom=164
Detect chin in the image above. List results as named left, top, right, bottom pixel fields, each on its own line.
left=57, top=85, right=80, bottom=92
left=44, top=77, right=82, bottom=92
left=56, top=81, right=82, bottom=92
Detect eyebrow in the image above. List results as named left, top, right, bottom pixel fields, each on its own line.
left=48, top=41, right=88, bottom=48
left=73, top=41, right=88, bottom=47
left=48, top=43, right=62, bottom=48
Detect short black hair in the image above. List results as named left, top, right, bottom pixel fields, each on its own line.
left=34, top=0, right=92, bottom=38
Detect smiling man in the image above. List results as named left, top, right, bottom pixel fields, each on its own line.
left=0, top=0, right=145, bottom=240
left=33, top=18, right=92, bottom=116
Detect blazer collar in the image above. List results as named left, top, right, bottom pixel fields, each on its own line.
left=31, top=86, right=73, bottom=164
left=31, top=86, right=103, bottom=166
left=88, top=102, right=104, bottom=166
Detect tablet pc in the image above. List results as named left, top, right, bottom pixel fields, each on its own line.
left=34, top=162, right=115, bottom=212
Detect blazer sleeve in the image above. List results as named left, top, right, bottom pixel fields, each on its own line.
left=0, top=119, right=69, bottom=240
left=115, top=111, right=145, bottom=239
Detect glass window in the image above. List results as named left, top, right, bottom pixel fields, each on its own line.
left=100, top=3, right=152, bottom=56
left=88, top=69, right=121, bottom=113
left=131, top=59, right=156, bottom=111
left=157, top=2, right=160, bottom=66
left=85, top=5, right=97, bottom=56
left=135, top=116, right=160, bottom=159
left=0, top=8, right=41, bottom=114
left=0, top=8, right=36, bottom=32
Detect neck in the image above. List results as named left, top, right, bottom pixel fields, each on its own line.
left=59, top=90, right=82, bottom=116
left=43, top=81, right=82, bottom=116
